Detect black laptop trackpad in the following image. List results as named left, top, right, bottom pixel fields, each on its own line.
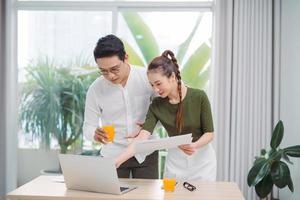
left=120, top=187, right=129, bottom=192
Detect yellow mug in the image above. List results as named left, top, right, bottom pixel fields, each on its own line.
left=102, top=125, right=115, bottom=143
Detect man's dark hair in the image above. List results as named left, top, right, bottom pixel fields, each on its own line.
left=93, top=34, right=126, bottom=61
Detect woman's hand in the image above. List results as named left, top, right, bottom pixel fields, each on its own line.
left=179, top=132, right=214, bottom=156
left=178, top=143, right=198, bottom=156
left=114, top=130, right=151, bottom=168
left=114, top=144, right=136, bottom=168
left=115, top=160, right=121, bottom=169
left=125, top=122, right=144, bottom=138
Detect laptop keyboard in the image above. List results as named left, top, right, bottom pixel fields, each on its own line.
left=120, top=186, right=129, bottom=192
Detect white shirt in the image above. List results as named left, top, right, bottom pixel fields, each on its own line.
left=83, top=66, right=155, bottom=163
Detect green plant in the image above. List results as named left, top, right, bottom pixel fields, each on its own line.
left=122, top=12, right=210, bottom=90
left=247, top=120, right=300, bottom=199
left=121, top=13, right=211, bottom=178
left=19, top=58, right=97, bottom=153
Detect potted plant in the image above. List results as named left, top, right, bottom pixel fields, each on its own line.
left=247, top=120, right=300, bottom=199
left=19, top=58, right=97, bottom=155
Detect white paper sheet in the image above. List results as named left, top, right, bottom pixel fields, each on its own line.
left=133, top=134, right=193, bottom=153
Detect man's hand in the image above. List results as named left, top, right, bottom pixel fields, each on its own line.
left=93, top=127, right=108, bottom=144
left=178, top=143, right=198, bottom=156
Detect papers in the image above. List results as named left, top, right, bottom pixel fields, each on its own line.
left=133, top=134, right=193, bottom=153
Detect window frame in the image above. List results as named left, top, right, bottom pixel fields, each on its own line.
left=9, top=0, right=215, bottom=148
left=3, top=0, right=214, bottom=191
left=16, top=1, right=214, bottom=34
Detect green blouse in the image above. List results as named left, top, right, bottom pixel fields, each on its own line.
left=142, top=87, right=214, bottom=142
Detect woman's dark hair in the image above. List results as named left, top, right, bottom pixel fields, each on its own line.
left=148, top=50, right=184, bottom=132
left=93, top=34, right=126, bottom=61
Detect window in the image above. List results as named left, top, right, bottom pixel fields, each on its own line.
left=16, top=1, right=213, bottom=152
left=18, top=11, right=112, bottom=82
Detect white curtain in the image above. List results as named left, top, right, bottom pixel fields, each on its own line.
left=0, top=0, right=18, bottom=199
left=0, top=1, right=7, bottom=199
left=212, top=0, right=279, bottom=199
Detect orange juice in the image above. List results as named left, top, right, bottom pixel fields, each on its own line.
left=103, top=125, right=115, bottom=142
left=163, top=178, right=176, bottom=192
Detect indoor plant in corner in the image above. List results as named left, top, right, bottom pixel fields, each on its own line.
left=247, top=120, right=300, bottom=199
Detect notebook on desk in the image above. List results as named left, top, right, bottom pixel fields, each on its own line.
left=59, top=154, right=137, bottom=195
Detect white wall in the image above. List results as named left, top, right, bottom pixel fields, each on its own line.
left=280, top=0, right=300, bottom=199
left=18, top=149, right=60, bottom=186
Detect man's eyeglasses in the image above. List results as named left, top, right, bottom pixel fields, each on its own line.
left=99, top=62, right=122, bottom=76
left=183, top=182, right=196, bottom=192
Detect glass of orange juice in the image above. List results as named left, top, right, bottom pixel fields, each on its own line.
left=102, top=122, right=115, bottom=143
left=163, top=171, right=176, bottom=192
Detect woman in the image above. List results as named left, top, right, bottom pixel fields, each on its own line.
left=115, top=50, right=216, bottom=181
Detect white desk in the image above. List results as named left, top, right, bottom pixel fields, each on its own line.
left=7, top=175, right=245, bottom=200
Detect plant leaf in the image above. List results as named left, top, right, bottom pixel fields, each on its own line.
left=181, top=42, right=210, bottom=88
left=122, top=12, right=160, bottom=63
left=268, top=149, right=282, bottom=162
left=282, top=151, right=294, bottom=165
left=255, top=175, right=273, bottom=199
left=261, top=149, right=267, bottom=156
left=284, top=145, right=300, bottom=157
left=287, top=174, right=294, bottom=192
left=270, top=161, right=290, bottom=188
left=122, top=39, right=145, bottom=67
left=247, top=158, right=270, bottom=186
left=270, top=120, right=284, bottom=149
left=188, top=67, right=210, bottom=89
left=176, top=14, right=203, bottom=64
left=254, top=157, right=266, bottom=165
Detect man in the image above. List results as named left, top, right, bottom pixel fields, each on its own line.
left=83, top=34, right=158, bottom=179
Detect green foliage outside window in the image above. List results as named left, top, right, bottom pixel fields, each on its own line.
left=121, top=12, right=211, bottom=178
left=19, top=58, right=98, bottom=153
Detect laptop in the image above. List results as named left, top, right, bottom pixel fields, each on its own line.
left=58, top=154, right=137, bottom=195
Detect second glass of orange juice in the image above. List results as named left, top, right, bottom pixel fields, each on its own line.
left=163, top=172, right=176, bottom=192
